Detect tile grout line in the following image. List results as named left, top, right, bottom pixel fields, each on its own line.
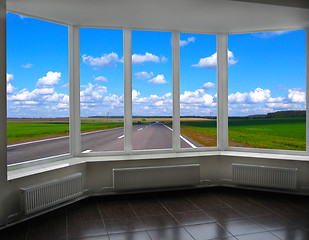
left=96, top=198, right=111, bottom=240
left=212, top=193, right=293, bottom=239
left=65, top=208, right=69, bottom=240
left=184, top=193, right=240, bottom=239
left=24, top=223, right=30, bottom=240
left=156, top=195, right=197, bottom=240
left=126, top=199, right=153, bottom=240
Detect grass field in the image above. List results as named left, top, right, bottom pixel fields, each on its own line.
left=7, top=118, right=124, bottom=144
left=228, top=117, right=306, bottom=151
left=180, top=117, right=306, bottom=151
left=7, top=117, right=306, bottom=151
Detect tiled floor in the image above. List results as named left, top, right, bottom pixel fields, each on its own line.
left=1, top=187, right=309, bottom=240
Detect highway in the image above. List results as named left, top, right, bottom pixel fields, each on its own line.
left=7, top=122, right=204, bottom=165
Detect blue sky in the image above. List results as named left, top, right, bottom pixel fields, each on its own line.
left=6, top=12, right=306, bottom=118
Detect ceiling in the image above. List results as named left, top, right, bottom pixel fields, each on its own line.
left=6, top=0, right=309, bottom=33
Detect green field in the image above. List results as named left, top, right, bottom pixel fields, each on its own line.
left=180, top=117, right=306, bottom=151
left=7, top=117, right=306, bottom=151
left=7, top=119, right=123, bottom=144
left=228, top=117, right=306, bottom=151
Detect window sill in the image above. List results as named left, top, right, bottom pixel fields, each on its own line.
left=7, top=150, right=309, bottom=181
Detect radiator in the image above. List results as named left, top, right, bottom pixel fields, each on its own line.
left=113, top=164, right=200, bottom=190
left=232, top=163, right=297, bottom=190
left=20, top=173, right=83, bottom=215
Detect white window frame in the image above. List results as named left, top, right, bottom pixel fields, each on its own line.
left=5, top=13, right=309, bottom=172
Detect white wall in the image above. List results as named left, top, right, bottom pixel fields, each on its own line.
left=1, top=154, right=309, bottom=227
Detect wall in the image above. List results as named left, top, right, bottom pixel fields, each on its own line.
left=0, top=0, right=8, bottom=227
left=1, top=154, right=309, bottom=228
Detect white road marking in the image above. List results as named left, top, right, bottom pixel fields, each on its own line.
left=82, top=150, right=92, bottom=153
left=118, top=135, right=124, bottom=139
left=163, top=124, right=197, bottom=148
left=8, top=135, right=69, bottom=148
left=138, top=128, right=143, bottom=131
left=7, top=127, right=122, bottom=148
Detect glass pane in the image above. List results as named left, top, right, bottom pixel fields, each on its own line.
left=80, top=28, right=124, bottom=152
left=7, top=13, right=69, bottom=165
left=132, top=30, right=172, bottom=150
left=228, top=30, right=306, bottom=151
left=180, top=33, right=217, bottom=148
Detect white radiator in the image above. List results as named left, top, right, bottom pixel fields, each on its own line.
left=20, top=173, right=83, bottom=215
left=232, top=163, right=297, bottom=190
left=113, top=164, right=200, bottom=190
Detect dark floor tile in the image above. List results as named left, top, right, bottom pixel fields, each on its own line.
left=271, top=227, right=309, bottom=240
left=219, top=219, right=265, bottom=236
left=185, top=222, right=232, bottom=240
left=27, top=209, right=67, bottom=240
left=139, top=214, right=179, bottom=230
left=147, top=227, right=194, bottom=240
left=231, top=203, right=272, bottom=217
left=187, top=192, right=228, bottom=210
left=68, top=221, right=107, bottom=238
left=159, top=196, right=199, bottom=213
left=98, top=200, right=135, bottom=219
left=173, top=211, right=215, bottom=226
left=0, top=222, right=29, bottom=240
left=205, top=208, right=244, bottom=221
left=105, top=217, right=144, bottom=234
left=109, top=231, right=151, bottom=240
left=68, top=235, right=109, bottom=240
left=250, top=214, right=295, bottom=230
left=129, top=198, right=168, bottom=216
left=68, top=198, right=102, bottom=223
left=236, top=231, right=280, bottom=240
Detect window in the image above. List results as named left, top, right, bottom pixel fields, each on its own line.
left=132, top=30, right=173, bottom=150
left=228, top=30, right=306, bottom=151
left=80, top=28, right=124, bottom=153
left=180, top=33, right=217, bottom=148
left=7, top=13, right=69, bottom=165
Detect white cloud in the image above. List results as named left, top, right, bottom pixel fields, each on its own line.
left=132, top=52, right=160, bottom=64
left=132, top=89, right=140, bottom=100
left=267, top=97, right=284, bottom=103
left=192, top=51, right=237, bottom=69
left=7, top=83, right=16, bottom=94
left=180, top=89, right=214, bottom=107
left=179, top=37, right=195, bottom=47
left=21, top=63, right=33, bottom=68
left=288, top=89, right=305, bottom=103
left=148, top=74, right=167, bottom=84
left=94, top=76, right=108, bottom=82
left=82, top=53, right=120, bottom=68
left=161, top=56, right=168, bottom=63
left=57, top=103, right=69, bottom=109
left=228, top=92, right=248, bottom=103
left=36, top=88, right=54, bottom=95
left=7, top=73, right=14, bottom=82
left=43, top=92, right=69, bottom=103
left=265, top=102, right=300, bottom=109
left=202, top=82, right=215, bottom=89
left=80, top=83, right=107, bottom=103
left=248, top=88, right=271, bottom=103
left=134, top=71, right=153, bottom=79
left=37, top=71, right=61, bottom=88
left=254, top=31, right=290, bottom=38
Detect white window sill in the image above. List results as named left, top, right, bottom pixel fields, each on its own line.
left=7, top=150, right=309, bottom=180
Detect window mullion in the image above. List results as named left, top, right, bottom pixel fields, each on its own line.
left=217, top=34, right=228, bottom=151
left=69, top=25, right=81, bottom=157
left=172, top=31, right=180, bottom=151
left=124, top=29, right=132, bottom=153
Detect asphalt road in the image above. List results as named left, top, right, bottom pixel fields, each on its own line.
left=7, top=122, right=203, bottom=165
